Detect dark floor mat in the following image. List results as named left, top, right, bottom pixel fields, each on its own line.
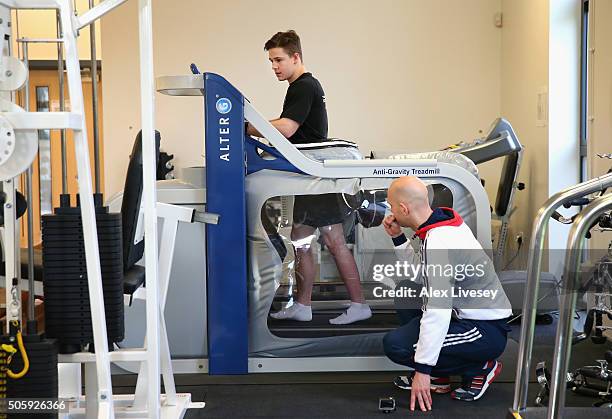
left=178, top=381, right=610, bottom=418
left=110, top=316, right=612, bottom=418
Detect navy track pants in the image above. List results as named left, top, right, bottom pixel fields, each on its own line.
left=383, top=309, right=510, bottom=378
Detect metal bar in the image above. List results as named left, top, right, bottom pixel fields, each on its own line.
left=76, top=0, right=127, bottom=30
left=56, top=10, right=67, bottom=194
left=158, top=319, right=177, bottom=405
left=22, top=42, right=36, bottom=326
left=132, top=355, right=148, bottom=409
left=3, top=178, right=18, bottom=329
left=249, top=356, right=403, bottom=373
left=547, top=194, right=612, bottom=419
left=323, top=159, right=437, bottom=167
left=157, top=217, right=178, bottom=405
left=495, top=149, right=524, bottom=265
left=58, top=0, right=115, bottom=414
left=137, top=0, right=160, bottom=416
left=59, top=350, right=149, bottom=364
left=192, top=210, right=219, bottom=225
left=23, top=41, right=29, bottom=109
left=17, top=37, right=63, bottom=43
left=89, top=0, right=100, bottom=194
left=57, top=363, right=81, bottom=400
left=114, top=358, right=209, bottom=375
left=0, top=0, right=59, bottom=9
left=2, top=111, right=82, bottom=130
left=5, top=11, right=14, bottom=104
left=134, top=204, right=187, bottom=408
left=155, top=74, right=204, bottom=96
left=84, top=362, right=98, bottom=418
left=512, top=172, right=612, bottom=412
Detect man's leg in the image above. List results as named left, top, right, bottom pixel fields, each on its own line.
left=425, top=319, right=507, bottom=376
left=427, top=319, right=508, bottom=401
left=384, top=318, right=507, bottom=398
left=383, top=316, right=421, bottom=366
left=396, top=309, right=422, bottom=326
left=320, top=223, right=363, bottom=302
left=383, top=317, right=451, bottom=394
left=269, top=223, right=316, bottom=321
left=320, top=223, right=372, bottom=324
left=292, top=223, right=317, bottom=305
left=394, top=280, right=425, bottom=326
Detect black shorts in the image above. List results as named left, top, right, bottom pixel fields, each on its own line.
left=292, top=194, right=352, bottom=228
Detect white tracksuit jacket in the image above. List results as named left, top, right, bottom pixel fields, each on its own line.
left=393, top=208, right=513, bottom=369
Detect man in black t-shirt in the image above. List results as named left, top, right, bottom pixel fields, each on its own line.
left=246, top=30, right=371, bottom=325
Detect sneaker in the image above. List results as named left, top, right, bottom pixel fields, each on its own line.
left=269, top=302, right=312, bottom=321
left=329, top=302, right=372, bottom=325
left=451, top=360, right=503, bottom=402
left=392, top=374, right=451, bottom=394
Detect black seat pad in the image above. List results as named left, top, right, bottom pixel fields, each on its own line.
left=123, top=265, right=146, bottom=295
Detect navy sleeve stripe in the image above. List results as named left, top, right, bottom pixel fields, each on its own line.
left=392, top=234, right=408, bottom=246
left=413, top=362, right=433, bottom=375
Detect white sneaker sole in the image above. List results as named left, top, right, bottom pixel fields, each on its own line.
left=329, top=311, right=372, bottom=325
left=329, top=310, right=372, bottom=325
left=393, top=379, right=450, bottom=394
left=269, top=312, right=312, bottom=321
left=472, top=361, right=502, bottom=401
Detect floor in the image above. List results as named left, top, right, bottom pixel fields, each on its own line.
left=109, top=335, right=611, bottom=418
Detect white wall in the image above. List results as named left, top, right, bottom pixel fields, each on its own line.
left=101, top=0, right=503, bottom=199
left=547, top=0, right=581, bottom=277
left=589, top=0, right=612, bottom=252
left=589, top=0, right=612, bottom=179
left=500, top=0, right=550, bottom=267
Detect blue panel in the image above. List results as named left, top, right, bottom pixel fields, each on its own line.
left=204, top=73, right=248, bottom=374
left=245, top=137, right=303, bottom=175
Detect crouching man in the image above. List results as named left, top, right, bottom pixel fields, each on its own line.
left=381, top=176, right=512, bottom=411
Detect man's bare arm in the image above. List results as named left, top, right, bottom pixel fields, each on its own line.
left=246, top=118, right=299, bottom=139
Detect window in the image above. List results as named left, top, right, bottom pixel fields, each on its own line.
left=579, top=0, right=589, bottom=181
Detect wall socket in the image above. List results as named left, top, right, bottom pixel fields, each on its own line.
left=494, top=12, right=503, bottom=28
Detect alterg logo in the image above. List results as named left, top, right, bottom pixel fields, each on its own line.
left=216, top=98, right=232, bottom=114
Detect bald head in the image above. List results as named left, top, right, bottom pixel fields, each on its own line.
left=387, top=176, right=433, bottom=230
left=389, top=176, right=430, bottom=208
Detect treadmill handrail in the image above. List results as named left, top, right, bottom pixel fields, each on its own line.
left=512, top=171, right=612, bottom=413
left=245, top=101, right=470, bottom=179
left=322, top=159, right=437, bottom=167
left=546, top=194, right=612, bottom=419
left=458, top=130, right=522, bottom=165
left=156, top=74, right=204, bottom=96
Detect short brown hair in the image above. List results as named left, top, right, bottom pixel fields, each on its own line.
left=264, top=30, right=303, bottom=61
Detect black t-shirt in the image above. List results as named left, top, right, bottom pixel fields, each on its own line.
left=280, top=72, right=328, bottom=144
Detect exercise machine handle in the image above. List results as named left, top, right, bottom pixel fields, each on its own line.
left=551, top=211, right=573, bottom=224
left=563, top=198, right=591, bottom=208
left=190, top=63, right=201, bottom=75
left=583, top=309, right=595, bottom=336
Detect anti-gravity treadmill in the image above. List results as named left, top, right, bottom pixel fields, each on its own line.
left=115, top=72, right=557, bottom=378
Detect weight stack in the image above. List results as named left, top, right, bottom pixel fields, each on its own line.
left=42, top=197, right=124, bottom=354
left=1, top=334, right=58, bottom=419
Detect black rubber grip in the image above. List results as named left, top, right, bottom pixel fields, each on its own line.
left=583, top=309, right=595, bottom=336
left=563, top=198, right=591, bottom=208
